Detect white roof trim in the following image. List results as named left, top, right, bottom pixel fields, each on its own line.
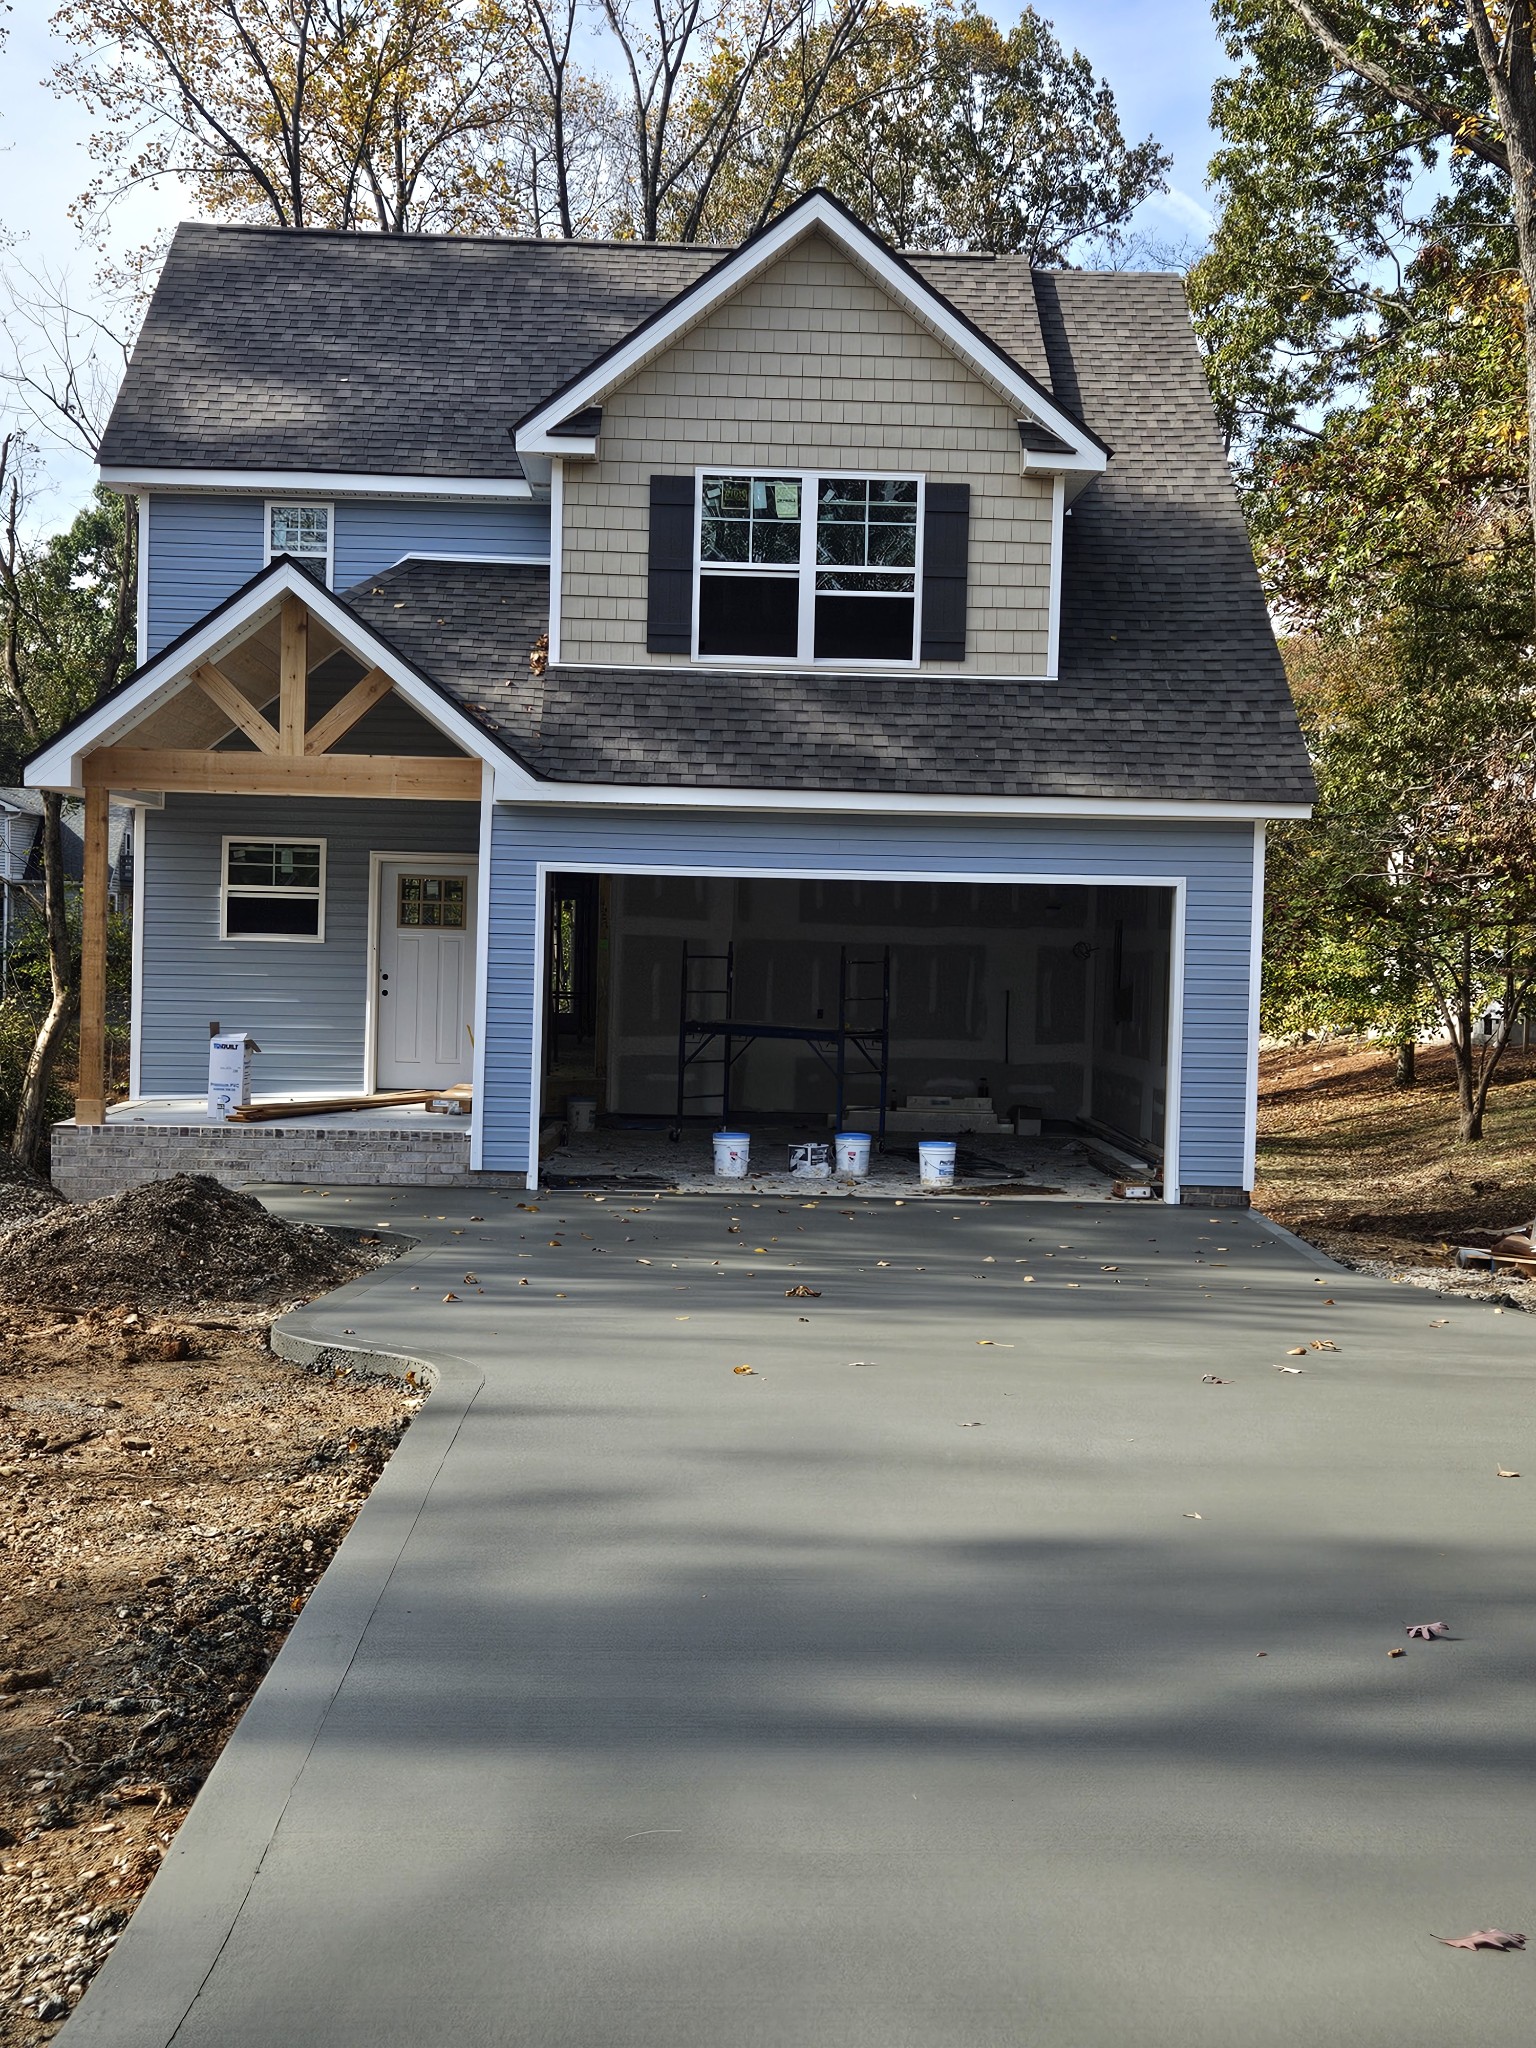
left=26, top=559, right=541, bottom=800
left=500, top=783, right=1310, bottom=822
left=514, top=193, right=1106, bottom=474
left=100, top=467, right=533, bottom=502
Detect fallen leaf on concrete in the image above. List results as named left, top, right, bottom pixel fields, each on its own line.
left=1286, top=1347, right=1307, bottom=1356
left=959, top=1422, right=982, bottom=1427
left=1310, top=1339, right=1338, bottom=1352
left=636, top=1258, right=652, bottom=1265
left=1101, top=1265, right=1119, bottom=1272
left=1275, top=1365, right=1305, bottom=1374
left=1433, top=1930, right=1525, bottom=1952
left=1497, top=1467, right=1520, bottom=1478
left=733, top=1365, right=754, bottom=1375
left=675, top=1315, right=690, bottom=1321
left=785, top=1285, right=820, bottom=1298
left=518, top=1278, right=529, bottom=1286
left=1183, top=1511, right=1202, bottom=1520
left=1201, top=1375, right=1227, bottom=1383
left=1389, top=1647, right=1405, bottom=1657
left=977, top=1339, right=994, bottom=1346
left=1431, top=1318, right=1449, bottom=1328
left=442, top=1293, right=458, bottom=1302
left=1406, top=1622, right=1449, bottom=1640
left=463, top=1273, right=478, bottom=1284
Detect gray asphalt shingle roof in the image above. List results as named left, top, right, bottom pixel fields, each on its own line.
left=102, top=216, right=1311, bottom=804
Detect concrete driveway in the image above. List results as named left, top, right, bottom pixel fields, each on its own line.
left=60, top=1191, right=1535, bottom=2048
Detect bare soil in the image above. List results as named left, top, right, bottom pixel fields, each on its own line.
left=1256, top=1039, right=1536, bottom=1305
left=0, top=1171, right=416, bottom=2044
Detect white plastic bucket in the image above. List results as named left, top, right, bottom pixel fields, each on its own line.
left=713, top=1130, right=750, bottom=1178
left=918, top=1139, right=957, bottom=1187
left=567, top=1096, right=596, bottom=1134
left=789, top=1142, right=831, bottom=1179
left=835, top=1132, right=872, bottom=1177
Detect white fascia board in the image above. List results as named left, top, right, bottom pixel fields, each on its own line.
left=516, top=433, right=599, bottom=461
left=100, top=466, right=532, bottom=502
left=513, top=194, right=1106, bottom=474
left=500, top=782, right=1312, bottom=822
left=27, top=558, right=541, bottom=798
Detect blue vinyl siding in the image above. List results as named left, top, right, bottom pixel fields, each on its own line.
left=480, top=807, right=1260, bottom=1189
left=332, top=501, right=548, bottom=588
left=146, top=497, right=264, bottom=653
left=144, top=495, right=550, bottom=655
left=138, top=794, right=478, bottom=1094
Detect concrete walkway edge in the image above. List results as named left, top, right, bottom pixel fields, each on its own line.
left=58, top=1248, right=482, bottom=2048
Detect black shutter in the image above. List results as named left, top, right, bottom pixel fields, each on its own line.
left=647, top=475, right=695, bottom=654
left=919, top=482, right=970, bottom=662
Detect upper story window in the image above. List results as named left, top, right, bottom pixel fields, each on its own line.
left=696, top=472, right=920, bottom=663
left=266, top=502, right=332, bottom=583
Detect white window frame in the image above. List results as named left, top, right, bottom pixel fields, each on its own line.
left=220, top=834, right=328, bottom=943
left=263, top=500, right=334, bottom=586
left=691, top=466, right=925, bottom=668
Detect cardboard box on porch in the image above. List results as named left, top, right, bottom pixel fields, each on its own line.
left=208, top=1032, right=260, bottom=1120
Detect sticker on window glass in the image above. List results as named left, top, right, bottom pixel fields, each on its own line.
left=398, top=875, right=467, bottom=929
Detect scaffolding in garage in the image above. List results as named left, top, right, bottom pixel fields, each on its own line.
left=676, top=941, right=892, bottom=1140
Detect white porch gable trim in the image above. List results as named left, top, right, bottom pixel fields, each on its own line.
left=26, top=558, right=541, bottom=800
left=513, top=190, right=1108, bottom=491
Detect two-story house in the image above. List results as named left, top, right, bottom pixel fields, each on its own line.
left=27, top=190, right=1311, bottom=1203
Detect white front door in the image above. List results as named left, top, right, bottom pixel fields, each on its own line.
left=375, top=858, right=477, bottom=1090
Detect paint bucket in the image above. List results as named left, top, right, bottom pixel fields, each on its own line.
left=835, top=1132, right=872, bottom=1178
left=567, top=1096, right=596, bottom=1134
left=789, top=1142, right=831, bottom=1179
left=918, top=1139, right=957, bottom=1187
left=713, top=1130, right=750, bottom=1178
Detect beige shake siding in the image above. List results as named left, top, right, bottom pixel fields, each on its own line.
left=558, top=232, right=1055, bottom=674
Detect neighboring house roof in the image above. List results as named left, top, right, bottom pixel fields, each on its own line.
left=100, top=217, right=1084, bottom=486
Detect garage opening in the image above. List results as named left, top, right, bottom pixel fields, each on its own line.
left=541, top=875, right=1173, bottom=1191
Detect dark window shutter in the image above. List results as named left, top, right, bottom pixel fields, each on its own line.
left=647, top=475, right=695, bottom=654
left=919, top=482, right=970, bottom=662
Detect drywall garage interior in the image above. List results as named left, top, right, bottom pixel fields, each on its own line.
left=582, top=875, right=1171, bottom=1156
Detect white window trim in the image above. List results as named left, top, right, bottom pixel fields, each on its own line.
left=220, top=834, right=327, bottom=943
left=263, top=500, right=335, bottom=587
left=691, top=466, right=925, bottom=669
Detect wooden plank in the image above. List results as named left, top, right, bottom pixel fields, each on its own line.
left=75, top=784, right=109, bottom=1127
left=83, top=747, right=481, bottom=802
left=193, top=662, right=280, bottom=754
left=279, top=596, right=307, bottom=754
left=225, top=1090, right=449, bottom=1123
left=304, top=666, right=393, bottom=755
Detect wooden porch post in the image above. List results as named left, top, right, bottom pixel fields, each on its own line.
left=75, top=781, right=110, bottom=1126
left=279, top=597, right=307, bottom=753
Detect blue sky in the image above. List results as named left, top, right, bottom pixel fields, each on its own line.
left=0, top=0, right=1227, bottom=519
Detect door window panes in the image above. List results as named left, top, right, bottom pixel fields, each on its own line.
left=397, top=874, right=467, bottom=929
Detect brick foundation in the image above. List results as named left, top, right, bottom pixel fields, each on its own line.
left=50, top=1121, right=530, bottom=1203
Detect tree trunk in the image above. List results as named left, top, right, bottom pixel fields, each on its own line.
left=1394, top=1038, right=1416, bottom=1087
left=10, top=792, right=79, bottom=1173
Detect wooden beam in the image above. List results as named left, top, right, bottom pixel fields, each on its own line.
left=75, top=784, right=109, bottom=1127
left=193, top=662, right=280, bottom=754
left=279, top=596, right=307, bottom=754
left=304, top=666, right=393, bottom=755
left=83, top=746, right=481, bottom=802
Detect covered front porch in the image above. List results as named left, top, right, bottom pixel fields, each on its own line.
left=27, top=558, right=508, bottom=1200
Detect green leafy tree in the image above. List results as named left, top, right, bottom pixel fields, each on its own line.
left=667, top=1, right=1168, bottom=253
left=0, top=445, right=137, bottom=1169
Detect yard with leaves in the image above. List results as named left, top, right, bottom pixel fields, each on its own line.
left=1256, top=1041, right=1536, bottom=1265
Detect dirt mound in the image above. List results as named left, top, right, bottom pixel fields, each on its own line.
left=0, top=1174, right=383, bottom=1311
left=0, top=1154, right=64, bottom=1235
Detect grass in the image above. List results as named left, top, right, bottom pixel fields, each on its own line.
left=1255, top=1038, right=1536, bottom=1263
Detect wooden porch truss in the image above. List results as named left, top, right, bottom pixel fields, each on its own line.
left=75, top=594, right=483, bottom=1124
